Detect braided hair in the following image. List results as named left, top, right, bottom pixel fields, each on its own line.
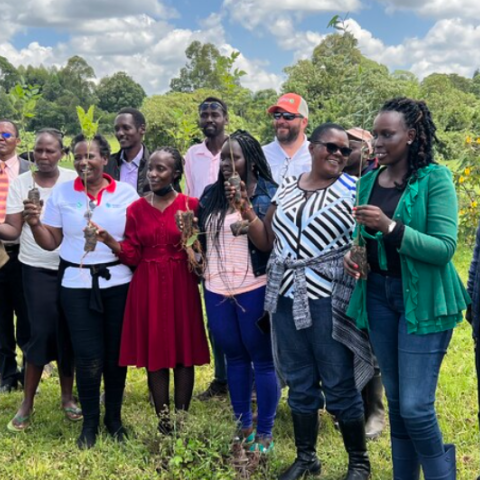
left=36, top=128, right=65, bottom=152
left=151, top=146, right=184, bottom=193
left=379, top=97, right=438, bottom=189
left=198, top=129, right=276, bottom=251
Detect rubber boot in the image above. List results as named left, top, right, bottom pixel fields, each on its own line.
left=362, top=373, right=385, bottom=440
left=391, top=437, right=420, bottom=480
left=77, top=414, right=99, bottom=449
left=338, top=417, right=371, bottom=480
left=419, top=444, right=456, bottom=480
left=278, top=411, right=321, bottom=480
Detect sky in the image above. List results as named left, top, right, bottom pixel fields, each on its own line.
left=1, top=0, right=480, bottom=95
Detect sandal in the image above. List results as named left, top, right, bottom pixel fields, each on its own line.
left=7, top=410, right=34, bottom=433
left=63, top=403, right=83, bottom=422
left=249, top=436, right=274, bottom=454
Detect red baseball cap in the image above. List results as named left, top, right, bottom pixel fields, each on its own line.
left=267, top=93, right=309, bottom=119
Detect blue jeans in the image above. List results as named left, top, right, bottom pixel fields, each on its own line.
left=205, top=286, right=280, bottom=437
left=273, top=295, right=363, bottom=420
left=366, top=273, right=452, bottom=458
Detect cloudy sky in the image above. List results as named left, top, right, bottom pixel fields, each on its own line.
left=1, top=0, right=480, bottom=94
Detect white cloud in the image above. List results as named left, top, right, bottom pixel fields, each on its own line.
left=377, top=0, right=480, bottom=21
left=223, top=0, right=361, bottom=30
left=8, top=0, right=177, bottom=28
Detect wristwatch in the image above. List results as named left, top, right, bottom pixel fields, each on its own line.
left=386, top=220, right=397, bottom=235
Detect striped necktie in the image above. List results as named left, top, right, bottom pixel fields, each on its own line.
left=0, top=161, right=8, bottom=223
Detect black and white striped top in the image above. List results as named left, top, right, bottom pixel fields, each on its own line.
left=272, top=174, right=356, bottom=299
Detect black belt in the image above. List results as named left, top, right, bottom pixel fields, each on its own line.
left=4, top=244, right=19, bottom=254
left=58, top=258, right=121, bottom=313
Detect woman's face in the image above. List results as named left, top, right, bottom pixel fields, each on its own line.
left=146, top=151, right=179, bottom=192
left=373, top=111, right=415, bottom=167
left=220, top=139, right=247, bottom=181
left=309, top=129, right=350, bottom=179
left=33, top=133, right=63, bottom=174
left=73, top=140, right=108, bottom=184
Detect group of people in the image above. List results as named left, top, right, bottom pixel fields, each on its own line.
left=0, top=91, right=476, bottom=480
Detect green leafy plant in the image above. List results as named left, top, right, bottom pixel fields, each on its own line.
left=9, top=79, right=42, bottom=194
left=76, top=105, right=100, bottom=252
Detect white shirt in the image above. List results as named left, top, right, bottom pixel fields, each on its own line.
left=42, top=176, right=139, bottom=288
left=119, top=146, right=143, bottom=190
left=262, top=135, right=311, bottom=185
left=184, top=140, right=220, bottom=199
left=7, top=167, right=77, bottom=270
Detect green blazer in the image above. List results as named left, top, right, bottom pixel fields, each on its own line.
left=347, top=164, right=470, bottom=335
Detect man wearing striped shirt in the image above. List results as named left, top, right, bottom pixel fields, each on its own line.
left=0, top=120, right=30, bottom=393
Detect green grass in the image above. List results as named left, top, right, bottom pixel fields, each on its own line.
left=0, top=249, right=478, bottom=480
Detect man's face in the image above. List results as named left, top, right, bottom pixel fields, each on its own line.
left=199, top=103, right=228, bottom=138
left=0, top=122, right=20, bottom=160
left=272, top=109, right=307, bottom=144
left=114, top=114, right=145, bottom=151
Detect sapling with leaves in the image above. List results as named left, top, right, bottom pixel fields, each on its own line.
left=76, top=105, right=100, bottom=253
left=328, top=14, right=373, bottom=279
left=9, top=80, right=42, bottom=206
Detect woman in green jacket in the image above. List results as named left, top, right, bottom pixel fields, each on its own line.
left=344, top=97, right=469, bottom=480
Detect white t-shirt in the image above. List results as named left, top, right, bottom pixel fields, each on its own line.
left=262, top=135, right=311, bottom=186
left=42, top=176, right=139, bottom=288
left=7, top=167, right=78, bottom=270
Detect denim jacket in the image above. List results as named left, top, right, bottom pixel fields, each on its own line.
left=467, top=222, right=480, bottom=339
left=198, top=176, right=277, bottom=277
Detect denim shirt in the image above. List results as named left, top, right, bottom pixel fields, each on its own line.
left=198, top=176, right=277, bottom=277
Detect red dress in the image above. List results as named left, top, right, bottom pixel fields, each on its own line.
left=118, top=194, right=209, bottom=371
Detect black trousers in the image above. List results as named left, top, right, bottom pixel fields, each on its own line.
left=60, top=283, right=129, bottom=429
left=0, top=249, right=30, bottom=386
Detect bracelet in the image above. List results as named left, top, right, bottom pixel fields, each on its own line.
left=250, top=216, right=260, bottom=226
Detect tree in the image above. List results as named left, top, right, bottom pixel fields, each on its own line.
left=170, top=41, right=245, bottom=94
left=0, top=56, right=20, bottom=92
left=170, top=42, right=223, bottom=92
left=58, top=56, right=97, bottom=107
left=96, top=72, right=146, bottom=113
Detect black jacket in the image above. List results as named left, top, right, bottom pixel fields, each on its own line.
left=105, top=144, right=150, bottom=195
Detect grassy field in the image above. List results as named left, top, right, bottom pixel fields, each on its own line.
left=0, top=247, right=478, bottom=480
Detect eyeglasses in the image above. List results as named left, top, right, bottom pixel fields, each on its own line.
left=311, top=141, right=352, bottom=157
left=272, top=112, right=302, bottom=121
left=199, top=101, right=226, bottom=113
left=0, top=132, right=14, bottom=139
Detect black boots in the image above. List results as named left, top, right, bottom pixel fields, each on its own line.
left=278, top=412, right=321, bottom=480
left=362, top=372, right=385, bottom=440
left=338, top=417, right=371, bottom=480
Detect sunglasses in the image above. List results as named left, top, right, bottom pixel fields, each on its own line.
left=0, top=132, right=14, bottom=139
left=311, top=141, right=352, bottom=157
left=199, top=101, right=226, bottom=112
left=272, top=112, right=302, bottom=121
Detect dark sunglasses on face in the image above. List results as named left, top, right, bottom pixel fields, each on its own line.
left=199, top=101, right=225, bottom=113
left=272, top=112, right=302, bottom=121
left=0, top=132, right=14, bottom=139
left=311, top=140, right=352, bottom=157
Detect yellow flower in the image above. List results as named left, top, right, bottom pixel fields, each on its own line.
left=466, top=136, right=472, bottom=144
left=476, top=137, right=480, bottom=144
left=472, top=201, right=478, bottom=208
left=459, top=209, right=465, bottom=215
left=459, top=176, right=465, bottom=183
left=465, top=167, right=471, bottom=175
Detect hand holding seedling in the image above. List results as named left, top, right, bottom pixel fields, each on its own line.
left=22, top=198, right=43, bottom=227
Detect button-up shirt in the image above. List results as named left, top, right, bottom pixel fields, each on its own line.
left=184, top=140, right=221, bottom=199
left=2, top=154, right=20, bottom=183
left=119, top=146, right=143, bottom=190
left=262, top=136, right=311, bottom=186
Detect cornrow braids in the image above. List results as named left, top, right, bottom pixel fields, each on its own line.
left=198, top=129, right=277, bottom=254
left=380, top=97, right=438, bottom=189
left=153, top=146, right=184, bottom=193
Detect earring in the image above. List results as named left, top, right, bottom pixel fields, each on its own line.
left=407, top=141, right=412, bottom=145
